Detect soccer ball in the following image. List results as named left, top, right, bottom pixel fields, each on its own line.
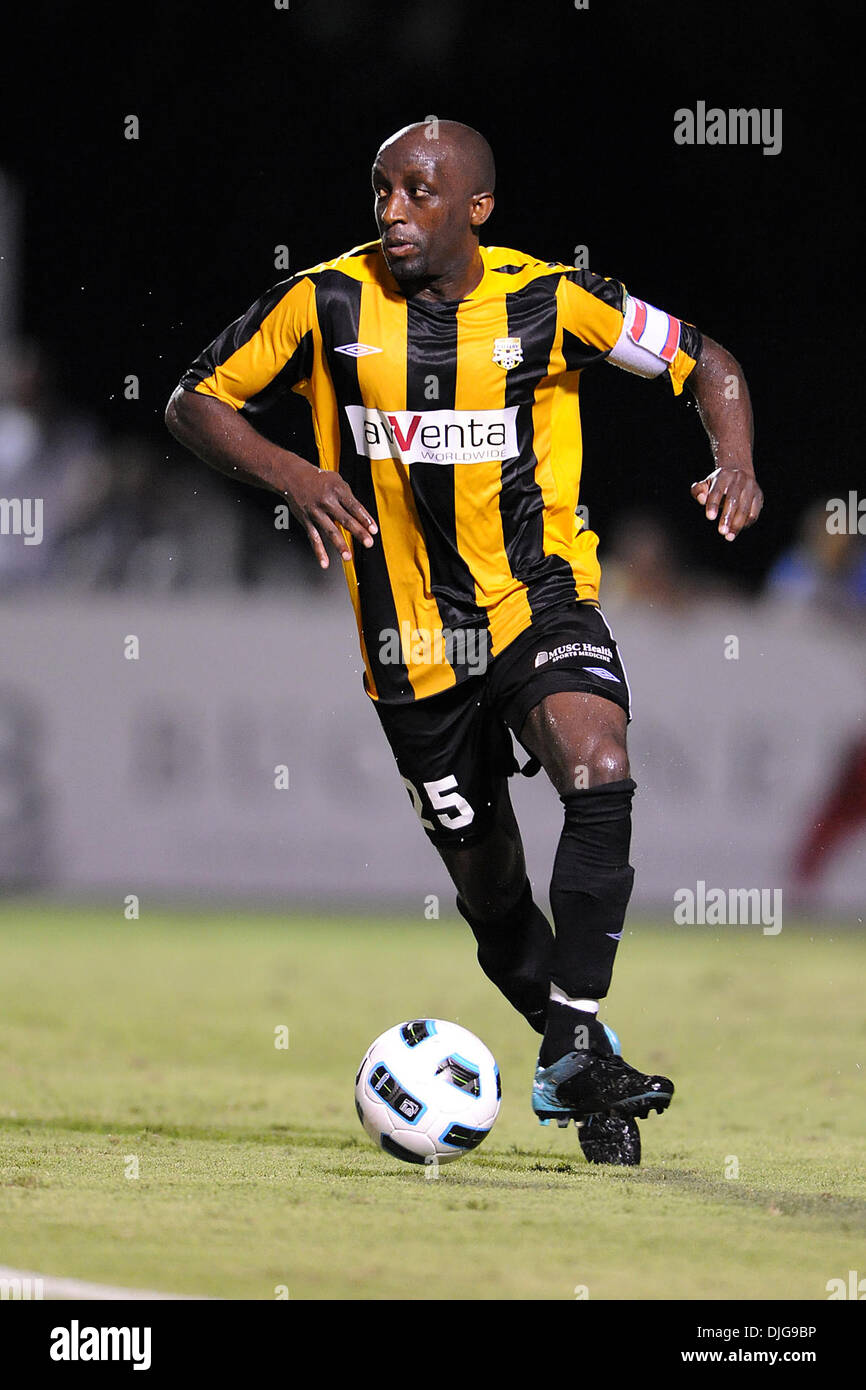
left=354, top=1019, right=501, bottom=1166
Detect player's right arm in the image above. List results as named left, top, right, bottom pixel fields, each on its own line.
left=165, top=275, right=377, bottom=568
left=165, top=389, right=376, bottom=567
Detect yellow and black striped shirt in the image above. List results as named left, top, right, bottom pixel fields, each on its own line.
left=180, top=241, right=701, bottom=703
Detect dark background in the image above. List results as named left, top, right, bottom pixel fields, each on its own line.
left=2, top=0, right=855, bottom=588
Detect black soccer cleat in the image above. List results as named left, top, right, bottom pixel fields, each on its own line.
left=577, top=1113, right=642, bottom=1166
left=534, top=1049, right=674, bottom=1122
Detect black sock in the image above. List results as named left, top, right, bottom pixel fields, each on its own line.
left=543, top=777, right=636, bottom=1060
left=539, top=1003, right=615, bottom=1066
left=456, top=878, right=553, bottom=1034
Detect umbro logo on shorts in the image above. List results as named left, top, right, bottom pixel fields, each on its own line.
left=334, top=342, right=383, bottom=357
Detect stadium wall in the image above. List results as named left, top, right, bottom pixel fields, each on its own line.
left=2, top=595, right=864, bottom=914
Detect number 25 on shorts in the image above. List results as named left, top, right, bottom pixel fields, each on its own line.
left=401, top=774, right=475, bottom=831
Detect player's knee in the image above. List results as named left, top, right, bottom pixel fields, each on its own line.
left=461, top=884, right=522, bottom=928
left=456, top=876, right=528, bottom=926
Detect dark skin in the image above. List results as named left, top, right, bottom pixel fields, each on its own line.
left=165, top=122, right=763, bottom=923
left=371, top=123, right=495, bottom=301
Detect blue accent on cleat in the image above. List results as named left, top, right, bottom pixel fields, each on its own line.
left=533, top=1020, right=623, bottom=1124
left=531, top=1049, right=587, bottom=1124
left=532, top=1019, right=674, bottom=1124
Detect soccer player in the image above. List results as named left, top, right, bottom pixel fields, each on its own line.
left=166, top=120, right=763, bottom=1165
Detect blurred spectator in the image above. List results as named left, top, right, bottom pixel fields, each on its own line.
left=764, top=498, right=866, bottom=616
left=599, top=507, right=739, bottom=610
left=0, top=338, right=327, bottom=592
left=0, top=339, right=106, bottom=588
left=60, top=435, right=245, bottom=591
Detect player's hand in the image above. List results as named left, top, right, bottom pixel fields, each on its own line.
left=284, top=460, right=378, bottom=568
left=690, top=466, right=763, bottom=541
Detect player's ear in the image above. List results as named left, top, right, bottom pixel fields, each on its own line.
left=469, top=192, right=494, bottom=228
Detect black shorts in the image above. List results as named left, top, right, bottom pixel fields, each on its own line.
left=372, top=600, right=631, bottom=848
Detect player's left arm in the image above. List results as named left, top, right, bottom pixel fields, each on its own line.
left=560, top=271, right=763, bottom=541
left=684, top=335, right=763, bottom=542
left=603, top=290, right=763, bottom=541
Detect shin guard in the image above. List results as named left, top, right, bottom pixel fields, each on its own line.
left=545, top=778, right=637, bottom=1057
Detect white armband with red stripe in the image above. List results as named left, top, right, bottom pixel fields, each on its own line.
left=607, top=295, right=682, bottom=378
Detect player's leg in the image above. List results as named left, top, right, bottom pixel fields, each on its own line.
left=373, top=673, right=644, bottom=1162
left=519, top=690, right=634, bottom=1062
left=519, top=688, right=673, bottom=1121
left=488, top=601, right=673, bottom=1126
left=372, top=684, right=553, bottom=1035
left=437, top=738, right=641, bottom=1162
left=436, top=774, right=553, bottom=1035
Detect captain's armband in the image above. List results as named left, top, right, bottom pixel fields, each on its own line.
left=607, top=295, right=682, bottom=379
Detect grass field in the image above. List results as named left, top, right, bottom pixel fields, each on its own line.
left=0, top=903, right=863, bottom=1301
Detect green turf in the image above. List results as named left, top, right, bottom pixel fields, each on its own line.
left=0, top=904, right=863, bottom=1299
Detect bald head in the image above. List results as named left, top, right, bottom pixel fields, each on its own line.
left=372, top=119, right=496, bottom=294
left=376, top=119, right=495, bottom=199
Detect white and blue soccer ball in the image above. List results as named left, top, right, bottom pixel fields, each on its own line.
left=354, top=1019, right=501, bottom=1166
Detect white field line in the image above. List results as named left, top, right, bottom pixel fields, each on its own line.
left=0, top=1265, right=217, bottom=1301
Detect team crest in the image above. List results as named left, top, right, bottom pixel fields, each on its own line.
left=492, top=336, right=523, bottom=369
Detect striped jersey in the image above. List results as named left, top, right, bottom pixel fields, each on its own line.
left=180, top=240, right=702, bottom=703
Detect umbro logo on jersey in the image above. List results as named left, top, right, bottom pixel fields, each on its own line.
left=492, top=336, right=523, bottom=369
left=334, top=342, right=383, bottom=357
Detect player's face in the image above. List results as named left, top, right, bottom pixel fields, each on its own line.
left=372, top=142, right=476, bottom=283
